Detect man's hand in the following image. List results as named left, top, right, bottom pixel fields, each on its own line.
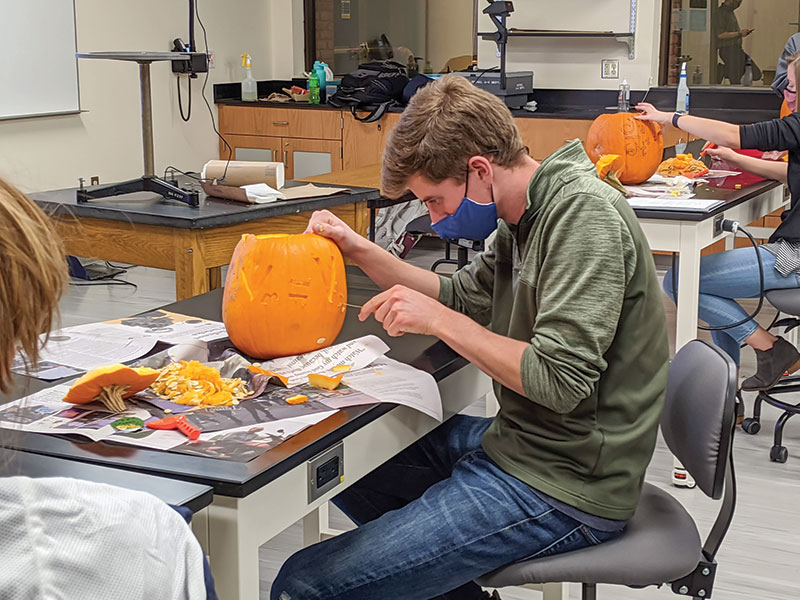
left=305, top=210, right=366, bottom=258
left=635, top=102, right=672, bottom=125
left=359, top=285, right=451, bottom=337
left=740, top=28, right=754, bottom=38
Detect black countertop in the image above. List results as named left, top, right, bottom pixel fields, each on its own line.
left=1, top=269, right=469, bottom=498
left=0, top=448, right=213, bottom=513
left=215, top=82, right=783, bottom=124
left=29, top=180, right=381, bottom=230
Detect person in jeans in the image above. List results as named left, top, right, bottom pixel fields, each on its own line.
left=636, top=52, right=800, bottom=392
left=0, top=177, right=216, bottom=600
left=271, top=75, right=669, bottom=600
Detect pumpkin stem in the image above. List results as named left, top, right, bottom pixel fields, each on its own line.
left=98, top=385, right=130, bottom=413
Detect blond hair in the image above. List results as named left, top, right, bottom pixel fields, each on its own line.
left=0, top=178, right=67, bottom=392
left=788, top=50, right=800, bottom=113
left=381, top=74, right=528, bottom=198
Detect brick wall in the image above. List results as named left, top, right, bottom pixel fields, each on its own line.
left=315, top=0, right=335, bottom=67
left=667, top=0, right=683, bottom=85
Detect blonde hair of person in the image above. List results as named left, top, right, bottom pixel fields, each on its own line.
left=382, top=74, right=528, bottom=199
left=789, top=50, right=800, bottom=113
left=0, top=178, right=67, bottom=392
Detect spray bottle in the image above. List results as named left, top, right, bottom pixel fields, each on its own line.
left=676, top=62, right=690, bottom=114
left=241, top=54, right=257, bottom=102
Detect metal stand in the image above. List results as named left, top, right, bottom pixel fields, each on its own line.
left=75, top=52, right=200, bottom=207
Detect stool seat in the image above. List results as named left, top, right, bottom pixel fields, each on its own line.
left=476, top=484, right=701, bottom=589
left=766, top=289, right=800, bottom=317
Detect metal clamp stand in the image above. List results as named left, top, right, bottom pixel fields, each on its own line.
left=480, top=1, right=514, bottom=91
left=75, top=52, right=200, bottom=207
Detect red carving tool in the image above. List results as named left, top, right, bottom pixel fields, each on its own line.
left=146, top=415, right=201, bottom=440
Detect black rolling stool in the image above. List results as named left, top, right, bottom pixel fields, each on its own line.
left=741, top=288, right=800, bottom=463
left=405, top=214, right=484, bottom=273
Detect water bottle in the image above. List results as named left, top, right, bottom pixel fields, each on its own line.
left=676, top=62, right=690, bottom=114
left=308, top=71, right=321, bottom=105
left=240, top=53, right=257, bottom=102
left=740, top=57, right=754, bottom=86
left=617, top=79, right=631, bottom=111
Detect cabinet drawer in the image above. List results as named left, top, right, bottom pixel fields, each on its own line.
left=219, top=105, right=342, bottom=140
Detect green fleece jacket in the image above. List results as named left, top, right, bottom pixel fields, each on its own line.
left=438, top=141, right=669, bottom=520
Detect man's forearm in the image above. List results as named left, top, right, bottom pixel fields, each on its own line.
left=434, top=309, right=526, bottom=396
left=350, top=238, right=441, bottom=299
left=718, top=31, right=740, bottom=40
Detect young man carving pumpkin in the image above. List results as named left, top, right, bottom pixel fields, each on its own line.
left=274, top=75, right=669, bottom=600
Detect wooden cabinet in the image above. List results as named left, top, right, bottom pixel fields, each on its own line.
left=218, top=105, right=342, bottom=140
left=283, top=137, right=342, bottom=179
left=514, top=118, right=594, bottom=160
left=218, top=105, right=343, bottom=179
left=343, top=112, right=402, bottom=170
left=220, top=134, right=282, bottom=163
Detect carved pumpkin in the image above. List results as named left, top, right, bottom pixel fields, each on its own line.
left=781, top=100, right=792, bottom=118
left=595, top=154, right=623, bottom=180
left=586, top=113, right=664, bottom=184
left=223, top=233, right=347, bottom=359
left=63, top=364, right=160, bottom=412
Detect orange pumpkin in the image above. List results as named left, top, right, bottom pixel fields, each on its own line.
left=63, top=364, right=160, bottom=412
left=781, top=99, right=792, bottom=118
left=223, top=233, right=347, bottom=359
left=586, top=113, right=664, bottom=184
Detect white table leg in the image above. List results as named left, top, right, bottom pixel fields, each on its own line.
left=676, top=223, right=702, bottom=349
left=207, top=496, right=262, bottom=600
left=541, top=582, right=569, bottom=600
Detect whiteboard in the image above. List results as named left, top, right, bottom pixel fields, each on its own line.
left=0, top=0, right=80, bottom=120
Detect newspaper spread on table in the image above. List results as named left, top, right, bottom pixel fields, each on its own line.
left=2, top=327, right=443, bottom=461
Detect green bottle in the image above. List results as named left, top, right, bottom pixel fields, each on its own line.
left=309, top=71, right=321, bottom=105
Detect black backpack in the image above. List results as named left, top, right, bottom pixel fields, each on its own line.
left=328, top=61, right=409, bottom=123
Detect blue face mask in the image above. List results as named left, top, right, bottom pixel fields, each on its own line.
left=430, top=167, right=498, bottom=241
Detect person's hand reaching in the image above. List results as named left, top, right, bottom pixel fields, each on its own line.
left=635, top=102, right=673, bottom=125
left=304, top=210, right=366, bottom=259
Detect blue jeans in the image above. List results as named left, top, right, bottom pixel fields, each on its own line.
left=271, top=416, right=620, bottom=600
left=663, top=246, right=800, bottom=365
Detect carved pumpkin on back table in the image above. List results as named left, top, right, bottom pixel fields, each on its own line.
left=585, top=112, right=664, bottom=185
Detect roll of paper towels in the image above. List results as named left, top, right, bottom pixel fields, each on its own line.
left=202, top=160, right=285, bottom=189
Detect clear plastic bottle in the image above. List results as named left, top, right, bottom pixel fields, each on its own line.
left=240, top=53, right=257, bottom=102
left=676, top=62, right=690, bottom=114
left=617, top=79, right=630, bottom=111
left=740, top=57, right=754, bottom=86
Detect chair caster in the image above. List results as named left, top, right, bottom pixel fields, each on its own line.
left=672, top=467, right=696, bottom=488
left=741, top=418, right=761, bottom=435
left=770, top=445, right=789, bottom=463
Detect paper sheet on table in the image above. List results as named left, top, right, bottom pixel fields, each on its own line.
left=333, top=357, right=443, bottom=422
left=259, top=335, right=390, bottom=387
left=627, top=197, right=724, bottom=211
left=11, top=323, right=158, bottom=377
left=105, top=310, right=228, bottom=344
left=0, top=384, right=150, bottom=442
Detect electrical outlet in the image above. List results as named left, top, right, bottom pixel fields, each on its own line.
left=601, top=59, right=620, bottom=79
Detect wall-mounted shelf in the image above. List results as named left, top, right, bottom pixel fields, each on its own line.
left=479, top=29, right=636, bottom=59
left=478, top=0, right=638, bottom=60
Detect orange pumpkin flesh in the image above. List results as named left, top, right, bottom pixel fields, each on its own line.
left=286, top=394, right=308, bottom=405
left=308, top=373, right=344, bottom=390
left=586, top=113, right=664, bottom=184
left=63, top=365, right=160, bottom=413
left=223, top=233, right=347, bottom=359
left=248, top=365, right=289, bottom=387
left=595, top=154, right=623, bottom=180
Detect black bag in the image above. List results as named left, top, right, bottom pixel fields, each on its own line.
left=328, top=61, right=408, bottom=123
